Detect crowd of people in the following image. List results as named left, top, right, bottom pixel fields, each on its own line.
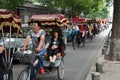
left=63, top=18, right=109, bottom=47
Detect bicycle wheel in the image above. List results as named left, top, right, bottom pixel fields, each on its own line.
left=17, top=68, right=30, bottom=80
left=72, top=35, right=76, bottom=50
left=57, top=60, right=64, bottom=80
left=8, top=69, right=13, bottom=80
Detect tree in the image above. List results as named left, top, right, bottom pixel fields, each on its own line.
left=109, top=0, right=120, bottom=61
left=34, top=0, right=111, bottom=18
left=0, top=0, right=25, bottom=11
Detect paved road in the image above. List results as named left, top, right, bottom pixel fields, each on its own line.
left=13, top=26, right=111, bottom=80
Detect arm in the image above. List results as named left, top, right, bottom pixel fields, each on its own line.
left=21, top=35, right=31, bottom=51
left=0, top=46, right=4, bottom=54
left=45, top=42, right=50, bottom=49
left=45, top=35, right=51, bottom=49
left=36, top=35, right=45, bottom=51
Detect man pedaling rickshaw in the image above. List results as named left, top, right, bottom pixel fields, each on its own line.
left=78, top=23, right=86, bottom=46
left=20, top=21, right=46, bottom=80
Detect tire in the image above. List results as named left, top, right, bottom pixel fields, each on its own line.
left=8, top=69, right=13, bottom=80
left=72, top=36, right=76, bottom=50
left=72, top=40, right=75, bottom=50
left=82, top=38, right=85, bottom=47
left=57, top=60, right=64, bottom=80
left=17, top=68, right=30, bottom=80
left=90, top=35, right=93, bottom=42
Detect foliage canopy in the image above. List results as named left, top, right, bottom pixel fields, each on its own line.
left=33, top=0, right=112, bottom=18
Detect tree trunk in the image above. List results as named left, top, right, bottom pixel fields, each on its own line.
left=109, top=0, right=120, bottom=61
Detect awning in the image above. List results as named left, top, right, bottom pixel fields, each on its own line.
left=29, top=14, right=69, bottom=27
left=0, top=9, right=22, bottom=37
left=71, top=17, right=86, bottom=23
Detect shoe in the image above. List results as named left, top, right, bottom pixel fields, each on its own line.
left=39, top=68, right=45, bottom=74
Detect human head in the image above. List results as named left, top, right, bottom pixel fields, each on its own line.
left=52, top=29, right=59, bottom=38
left=32, top=20, right=42, bottom=33
left=33, top=20, right=42, bottom=27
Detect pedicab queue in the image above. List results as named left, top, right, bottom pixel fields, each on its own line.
left=0, top=9, right=110, bottom=80
left=68, top=16, right=109, bottom=50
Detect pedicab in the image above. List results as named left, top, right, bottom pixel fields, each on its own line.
left=71, top=17, right=86, bottom=49
left=86, top=18, right=100, bottom=41
left=17, top=14, right=69, bottom=80
left=0, top=9, right=22, bottom=80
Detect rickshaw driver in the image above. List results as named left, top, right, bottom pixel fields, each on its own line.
left=21, top=21, right=46, bottom=79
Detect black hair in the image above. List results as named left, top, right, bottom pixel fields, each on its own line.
left=52, top=28, right=63, bottom=37
left=33, top=20, right=42, bottom=27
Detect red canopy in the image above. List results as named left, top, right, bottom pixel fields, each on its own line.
left=0, top=9, right=22, bottom=37
left=71, top=17, right=86, bottom=23
left=29, top=14, right=69, bottom=27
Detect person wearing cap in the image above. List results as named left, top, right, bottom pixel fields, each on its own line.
left=47, top=29, right=64, bottom=68
left=21, top=20, right=46, bottom=80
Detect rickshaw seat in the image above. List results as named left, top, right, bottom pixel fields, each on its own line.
left=43, top=43, right=65, bottom=67
left=43, top=57, right=62, bottom=67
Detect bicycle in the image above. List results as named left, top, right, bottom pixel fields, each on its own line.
left=17, top=48, right=64, bottom=80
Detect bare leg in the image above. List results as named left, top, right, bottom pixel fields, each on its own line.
left=0, top=46, right=4, bottom=54
left=33, top=59, right=39, bottom=66
left=49, top=55, right=56, bottom=63
left=52, top=55, right=57, bottom=62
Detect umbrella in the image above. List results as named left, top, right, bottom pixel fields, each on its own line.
left=0, top=9, right=22, bottom=36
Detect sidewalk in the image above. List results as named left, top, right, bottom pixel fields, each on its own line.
left=86, top=55, right=120, bottom=80
left=86, top=25, right=120, bottom=80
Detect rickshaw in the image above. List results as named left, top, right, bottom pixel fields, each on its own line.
left=17, top=14, right=69, bottom=80
left=71, top=17, right=86, bottom=49
left=86, top=18, right=100, bottom=41
left=0, top=9, right=22, bottom=80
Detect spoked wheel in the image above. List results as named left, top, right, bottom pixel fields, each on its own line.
left=57, top=60, right=64, bottom=80
left=17, top=68, right=30, bottom=80
left=72, top=38, right=76, bottom=50
left=82, top=38, right=85, bottom=47
left=8, top=69, right=13, bottom=80
left=72, top=35, right=77, bottom=50
left=90, top=35, right=93, bottom=42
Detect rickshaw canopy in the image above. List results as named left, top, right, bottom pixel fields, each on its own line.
left=0, top=9, right=22, bottom=37
left=71, top=17, right=86, bottom=24
left=29, top=14, right=69, bottom=27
